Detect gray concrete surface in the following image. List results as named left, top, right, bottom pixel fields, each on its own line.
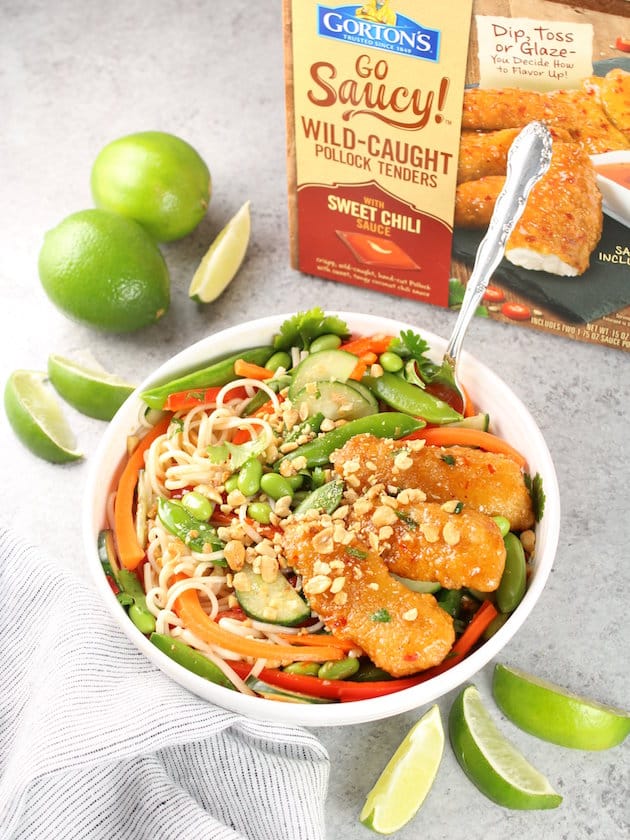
left=1, top=2, right=628, bottom=838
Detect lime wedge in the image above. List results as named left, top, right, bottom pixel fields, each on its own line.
left=493, top=663, right=630, bottom=750
left=47, top=354, right=135, bottom=421
left=188, top=200, right=251, bottom=303
left=4, top=370, right=83, bottom=463
left=449, top=685, right=562, bottom=810
left=359, top=704, right=444, bottom=834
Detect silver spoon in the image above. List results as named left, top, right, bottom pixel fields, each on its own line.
left=437, top=120, right=553, bottom=414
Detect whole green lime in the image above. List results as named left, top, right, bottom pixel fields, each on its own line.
left=91, top=131, right=211, bottom=241
left=38, top=209, right=170, bottom=332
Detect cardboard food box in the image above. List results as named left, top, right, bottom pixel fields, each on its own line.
left=283, top=0, right=630, bottom=351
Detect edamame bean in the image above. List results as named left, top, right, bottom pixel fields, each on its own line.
left=237, top=457, right=263, bottom=497
left=318, top=657, right=360, bottom=681
left=260, top=472, right=294, bottom=500
left=129, top=603, right=157, bottom=635
left=181, top=491, right=214, bottom=522
left=265, top=351, right=292, bottom=372
left=310, top=334, right=342, bottom=353
left=224, top=474, right=240, bottom=493
left=284, top=662, right=321, bottom=677
left=496, top=532, right=526, bottom=614
left=247, top=502, right=272, bottom=524
left=493, top=515, right=511, bottom=538
left=379, top=351, right=404, bottom=373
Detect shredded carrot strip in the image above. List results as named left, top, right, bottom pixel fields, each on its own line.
left=339, top=334, right=394, bottom=356
left=275, top=633, right=356, bottom=651
left=349, top=359, right=369, bottom=381
left=419, top=600, right=499, bottom=680
left=233, top=359, right=274, bottom=380
left=462, top=384, right=477, bottom=418
left=404, top=427, right=527, bottom=468
left=114, top=415, right=173, bottom=570
left=175, top=586, right=345, bottom=663
left=165, top=384, right=247, bottom=412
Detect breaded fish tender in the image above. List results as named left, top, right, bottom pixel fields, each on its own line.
left=461, top=87, right=629, bottom=153
left=457, top=127, right=574, bottom=185
left=457, top=129, right=521, bottom=184
left=599, top=68, right=630, bottom=138
left=455, top=176, right=504, bottom=228
left=331, top=434, right=535, bottom=531
left=505, top=141, right=602, bottom=277
left=348, top=493, right=506, bottom=591
left=455, top=142, right=602, bottom=276
left=282, top=518, right=455, bottom=677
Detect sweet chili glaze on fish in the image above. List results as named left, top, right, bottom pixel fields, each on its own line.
left=455, top=141, right=602, bottom=276
left=282, top=510, right=455, bottom=677
left=331, top=433, right=535, bottom=532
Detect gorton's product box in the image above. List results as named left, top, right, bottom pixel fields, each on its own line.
left=283, top=1, right=630, bottom=352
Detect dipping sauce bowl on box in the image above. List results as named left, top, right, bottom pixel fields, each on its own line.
left=591, top=150, right=630, bottom=228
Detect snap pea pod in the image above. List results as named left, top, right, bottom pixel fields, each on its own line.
left=363, top=372, right=462, bottom=425
left=141, top=346, right=274, bottom=409
left=294, top=479, right=344, bottom=515
left=241, top=374, right=292, bottom=416
left=98, top=529, right=155, bottom=634
left=284, top=411, right=324, bottom=444
left=437, top=588, right=463, bottom=618
left=349, top=661, right=394, bottom=682
left=278, top=412, right=424, bottom=469
left=496, top=532, right=527, bottom=613
left=157, top=497, right=226, bottom=560
left=150, top=633, right=236, bottom=690
left=116, top=569, right=156, bottom=635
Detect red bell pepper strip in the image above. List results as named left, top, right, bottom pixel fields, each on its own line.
left=229, top=661, right=423, bottom=701
left=229, top=601, right=499, bottom=702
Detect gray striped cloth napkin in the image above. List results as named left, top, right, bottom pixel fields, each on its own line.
left=0, top=527, right=329, bottom=840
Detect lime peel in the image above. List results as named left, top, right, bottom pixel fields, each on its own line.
left=4, top=370, right=83, bottom=464
left=47, top=354, right=136, bottom=421
left=449, top=685, right=562, bottom=810
left=493, top=663, right=630, bottom=751
left=359, top=704, right=444, bottom=834
left=188, top=200, right=251, bottom=303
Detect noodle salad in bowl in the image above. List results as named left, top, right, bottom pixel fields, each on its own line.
left=84, top=310, right=559, bottom=725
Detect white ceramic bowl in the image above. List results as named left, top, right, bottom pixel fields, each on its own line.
left=591, top=150, right=630, bottom=228
left=82, top=312, right=560, bottom=726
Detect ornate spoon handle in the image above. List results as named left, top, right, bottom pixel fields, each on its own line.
left=445, top=121, right=553, bottom=365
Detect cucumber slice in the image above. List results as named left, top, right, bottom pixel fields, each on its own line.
left=98, top=528, right=119, bottom=576
left=292, top=380, right=377, bottom=421
left=247, top=677, right=331, bottom=703
left=391, top=574, right=441, bottom=594
left=235, top=566, right=311, bottom=626
left=445, top=412, right=490, bottom=431
left=344, top=378, right=379, bottom=410
left=288, top=349, right=358, bottom=399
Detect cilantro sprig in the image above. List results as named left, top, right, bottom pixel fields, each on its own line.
left=273, top=307, right=349, bottom=351
left=389, top=329, right=441, bottom=385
